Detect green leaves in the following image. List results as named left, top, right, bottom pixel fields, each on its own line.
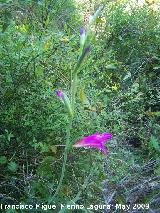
left=8, top=161, right=18, bottom=172
left=37, top=156, right=55, bottom=178
left=149, top=135, right=160, bottom=153
left=0, top=156, right=7, bottom=165
left=0, top=156, right=18, bottom=173
left=0, top=0, right=159, bottom=208
left=35, top=65, right=44, bottom=77
left=1, top=9, right=12, bottom=32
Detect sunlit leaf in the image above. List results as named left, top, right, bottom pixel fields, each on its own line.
left=105, top=64, right=117, bottom=70
left=44, top=39, right=51, bottom=50
left=50, top=145, right=57, bottom=154
left=8, top=161, right=18, bottom=172
left=0, top=156, right=7, bottom=164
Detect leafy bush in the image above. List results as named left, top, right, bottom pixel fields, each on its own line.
left=0, top=0, right=160, bottom=212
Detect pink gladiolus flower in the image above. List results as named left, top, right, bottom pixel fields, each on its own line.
left=56, top=89, right=63, bottom=98
left=73, top=132, right=112, bottom=154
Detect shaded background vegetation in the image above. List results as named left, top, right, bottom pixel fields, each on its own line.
left=0, top=0, right=160, bottom=212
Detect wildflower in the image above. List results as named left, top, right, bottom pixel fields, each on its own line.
left=56, top=90, right=63, bottom=98
left=73, top=132, right=112, bottom=154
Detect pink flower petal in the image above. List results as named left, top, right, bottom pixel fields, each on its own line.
left=99, top=146, right=109, bottom=155
left=56, top=90, right=63, bottom=97
left=100, top=133, right=112, bottom=144
left=73, top=132, right=112, bottom=155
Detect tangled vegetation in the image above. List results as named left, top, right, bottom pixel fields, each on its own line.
left=0, top=0, right=160, bottom=212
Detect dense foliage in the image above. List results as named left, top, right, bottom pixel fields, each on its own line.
left=0, top=0, right=160, bottom=212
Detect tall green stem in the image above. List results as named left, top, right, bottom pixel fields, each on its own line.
left=71, top=73, right=78, bottom=112
left=51, top=70, right=78, bottom=202
left=50, top=118, right=72, bottom=202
